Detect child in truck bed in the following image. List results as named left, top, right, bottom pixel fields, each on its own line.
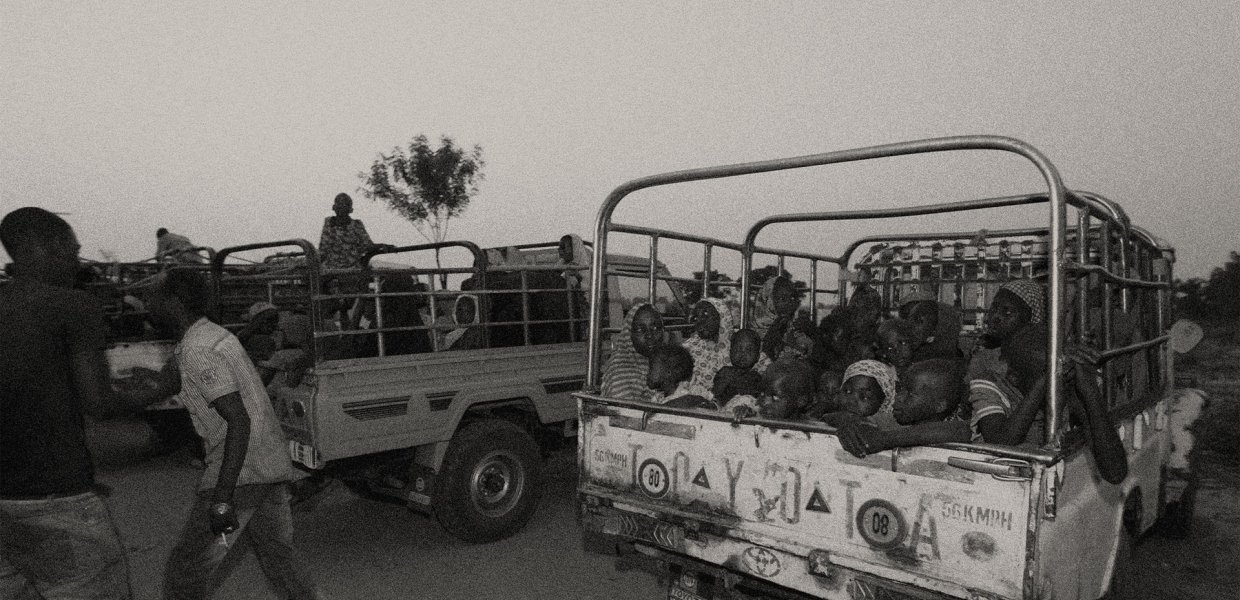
left=723, top=359, right=817, bottom=421
left=712, top=328, right=764, bottom=404
left=835, top=358, right=971, bottom=458
left=820, top=359, right=898, bottom=430
left=876, top=318, right=917, bottom=373
left=682, top=298, right=734, bottom=391
left=647, top=344, right=715, bottom=409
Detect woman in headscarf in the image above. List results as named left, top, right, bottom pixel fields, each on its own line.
left=682, top=297, right=735, bottom=391
left=600, top=303, right=665, bottom=401
left=444, top=294, right=486, bottom=351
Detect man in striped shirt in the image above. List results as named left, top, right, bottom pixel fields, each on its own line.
left=128, top=268, right=320, bottom=600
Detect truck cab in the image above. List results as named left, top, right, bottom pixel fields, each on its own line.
left=577, top=136, right=1204, bottom=599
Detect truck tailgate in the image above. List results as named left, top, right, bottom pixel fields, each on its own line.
left=579, top=399, right=1037, bottom=599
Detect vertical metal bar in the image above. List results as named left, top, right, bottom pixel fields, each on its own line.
left=648, top=235, right=660, bottom=306
left=1119, top=231, right=1131, bottom=311
left=810, top=259, right=819, bottom=323
left=373, top=275, right=386, bottom=357
left=428, top=272, right=440, bottom=352
left=566, top=268, right=577, bottom=343
left=1101, top=222, right=1114, bottom=409
left=701, top=243, right=713, bottom=304
left=521, top=270, right=531, bottom=346
left=1076, top=210, right=1090, bottom=343
left=740, top=246, right=753, bottom=328
left=1045, top=176, right=1068, bottom=445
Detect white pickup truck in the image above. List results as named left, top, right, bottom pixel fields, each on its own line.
left=577, top=136, right=1205, bottom=599
left=209, top=237, right=686, bottom=542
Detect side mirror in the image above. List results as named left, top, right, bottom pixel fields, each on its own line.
left=1169, top=319, right=1203, bottom=354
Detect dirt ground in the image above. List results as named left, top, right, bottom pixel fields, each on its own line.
left=88, top=420, right=658, bottom=600
left=85, top=321, right=1240, bottom=600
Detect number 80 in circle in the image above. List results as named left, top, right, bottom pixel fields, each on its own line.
left=855, top=499, right=907, bottom=550
left=637, top=459, right=670, bottom=498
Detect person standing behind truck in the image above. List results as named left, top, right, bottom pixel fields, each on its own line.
left=117, top=269, right=321, bottom=600
left=0, top=207, right=162, bottom=599
left=156, top=227, right=206, bottom=264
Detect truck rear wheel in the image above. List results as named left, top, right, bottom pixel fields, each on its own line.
left=433, top=419, right=542, bottom=543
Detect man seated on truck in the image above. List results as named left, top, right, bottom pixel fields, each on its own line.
left=967, top=279, right=1128, bottom=483
left=969, top=279, right=1048, bottom=445
left=835, top=358, right=971, bottom=458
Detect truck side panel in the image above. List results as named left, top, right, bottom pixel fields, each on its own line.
left=279, top=343, right=583, bottom=465
left=1034, top=398, right=1172, bottom=600
left=580, top=401, right=1036, bottom=599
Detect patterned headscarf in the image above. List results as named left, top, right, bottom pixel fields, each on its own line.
left=600, top=303, right=657, bottom=401
left=999, top=279, right=1046, bottom=324
left=843, top=359, right=899, bottom=411
left=682, top=297, right=735, bottom=390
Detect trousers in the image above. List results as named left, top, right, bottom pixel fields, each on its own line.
left=0, top=491, right=131, bottom=599
left=163, top=482, right=319, bottom=600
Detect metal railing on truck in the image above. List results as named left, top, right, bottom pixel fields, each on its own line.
left=79, top=247, right=217, bottom=343
left=211, top=238, right=593, bottom=362
left=586, top=134, right=1174, bottom=449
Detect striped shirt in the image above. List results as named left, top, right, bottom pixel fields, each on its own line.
left=175, top=318, right=294, bottom=490
left=968, top=368, right=1043, bottom=446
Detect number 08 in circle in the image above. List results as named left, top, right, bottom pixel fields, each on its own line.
left=637, top=458, right=670, bottom=498
left=855, top=499, right=907, bottom=550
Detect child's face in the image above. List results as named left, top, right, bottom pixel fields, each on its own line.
left=893, top=375, right=946, bottom=425
left=691, top=302, right=721, bottom=341
left=849, top=295, right=881, bottom=331
left=646, top=357, right=678, bottom=394
left=908, top=301, right=939, bottom=343
left=772, top=284, right=799, bottom=317
left=730, top=333, right=759, bottom=369
left=759, top=374, right=808, bottom=419
left=878, top=328, right=914, bottom=369
left=836, top=375, right=885, bottom=417
left=784, top=328, right=814, bottom=357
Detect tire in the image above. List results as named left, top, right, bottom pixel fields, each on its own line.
left=433, top=419, right=543, bottom=543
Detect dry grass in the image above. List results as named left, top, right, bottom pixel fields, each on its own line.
left=1177, top=320, right=1240, bottom=463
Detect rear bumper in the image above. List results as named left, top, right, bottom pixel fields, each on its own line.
left=581, top=503, right=960, bottom=600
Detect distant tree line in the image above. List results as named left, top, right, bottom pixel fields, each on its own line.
left=682, top=265, right=807, bottom=306
left=1175, top=251, right=1240, bottom=319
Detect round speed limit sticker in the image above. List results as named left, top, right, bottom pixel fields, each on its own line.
left=637, top=458, right=670, bottom=498
left=855, top=499, right=907, bottom=549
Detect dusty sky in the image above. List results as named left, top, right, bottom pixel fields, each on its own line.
left=3, top=1, right=1237, bottom=280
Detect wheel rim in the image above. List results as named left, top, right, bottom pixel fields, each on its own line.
left=468, top=450, right=525, bottom=518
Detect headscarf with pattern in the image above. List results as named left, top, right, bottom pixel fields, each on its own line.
left=600, top=303, right=657, bottom=401
left=843, top=359, right=899, bottom=419
left=682, top=297, right=735, bottom=390
left=999, top=279, right=1046, bottom=324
